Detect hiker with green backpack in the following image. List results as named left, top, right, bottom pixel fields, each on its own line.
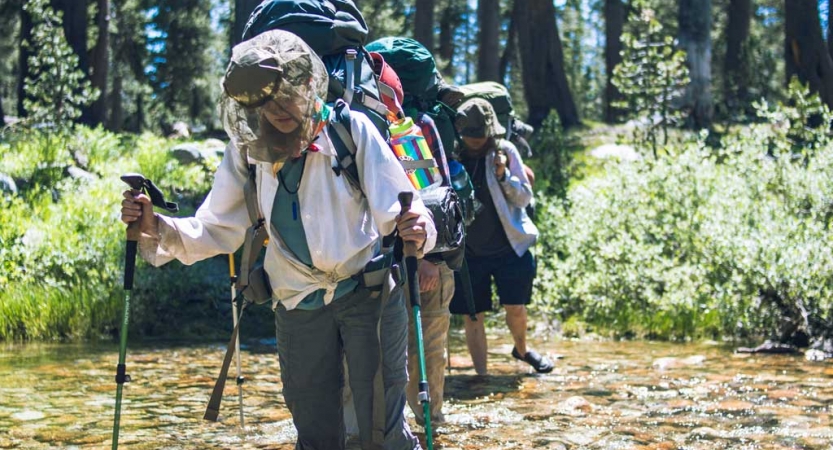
left=366, top=36, right=468, bottom=428
left=120, top=30, right=435, bottom=450
left=448, top=98, right=554, bottom=375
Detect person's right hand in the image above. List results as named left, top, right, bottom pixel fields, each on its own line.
left=121, top=190, right=158, bottom=236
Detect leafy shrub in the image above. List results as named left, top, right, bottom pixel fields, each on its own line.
left=0, top=126, right=224, bottom=341
left=531, top=117, right=833, bottom=343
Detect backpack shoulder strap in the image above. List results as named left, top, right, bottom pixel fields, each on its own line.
left=329, top=99, right=365, bottom=197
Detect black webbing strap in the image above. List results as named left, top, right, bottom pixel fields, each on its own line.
left=329, top=100, right=364, bottom=196
left=236, top=223, right=268, bottom=291
left=143, top=178, right=179, bottom=213
left=204, top=300, right=248, bottom=422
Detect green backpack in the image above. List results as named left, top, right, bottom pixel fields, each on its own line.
left=365, top=37, right=459, bottom=157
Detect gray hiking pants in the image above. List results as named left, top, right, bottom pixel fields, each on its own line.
left=275, top=280, right=421, bottom=450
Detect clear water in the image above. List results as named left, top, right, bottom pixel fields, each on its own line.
left=1, top=331, right=831, bottom=449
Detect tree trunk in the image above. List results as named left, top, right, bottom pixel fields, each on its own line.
left=51, top=0, right=89, bottom=74
left=233, top=0, right=260, bottom=46
left=17, top=1, right=31, bottom=117
left=414, top=0, right=435, bottom=51
left=786, top=0, right=833, bottom=109
left=90, top=0, right=109, bottom=126
left=108, top=70, right=123, bottom=131
left=438, top=0, right=463, bottom=78
left=134, top=93, right=144, bottom=133
left=499, top=8, right=516, bottom=83
left=515, top=0, right=580, bottom=129
left=828, top=0, right=833, bottom=62
left=604, top=0, right=625, bottom=123
left=678, top=0, right=713, bottom=129
left=724, top=0, right=751, bottom=114
left=477, top=0, right=500, bottom=82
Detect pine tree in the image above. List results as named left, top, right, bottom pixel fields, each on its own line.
left=23, top=0, right=98, bottom=129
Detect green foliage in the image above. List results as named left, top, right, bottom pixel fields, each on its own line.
left=612, top=4, right=690, bottom=157
left=146, top=0, right=220, bottom=129
left=753, top=77, right=833, bottom=156
left=0, top=125, right=223, bottom=341
left=527, top=111, right=570, bottom=199
left=21, top=0, right=98, bottom=131
left=531, top=89, right=833, bottom=343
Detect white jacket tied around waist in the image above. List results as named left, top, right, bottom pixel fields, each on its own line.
left=138, top=112, right=437, bottom=311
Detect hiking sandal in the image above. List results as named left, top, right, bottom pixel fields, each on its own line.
left=512, top=347, right=554, bottom=373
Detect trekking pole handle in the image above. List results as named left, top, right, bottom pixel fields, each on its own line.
left=397, top=192, right=416, bottom=258
left=121, top=173, right=147, bottom=242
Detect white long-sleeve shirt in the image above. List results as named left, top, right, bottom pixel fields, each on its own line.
left=139, top=112, right=437, bottom=310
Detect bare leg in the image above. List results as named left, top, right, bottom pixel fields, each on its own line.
left=463, top=313, right=488, bottom=375
left=504, top=305, right=528, bottom=355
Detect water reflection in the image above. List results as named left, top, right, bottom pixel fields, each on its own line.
left=1, top=332, right=831, bottom=449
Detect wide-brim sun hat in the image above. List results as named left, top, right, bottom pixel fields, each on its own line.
left=456, top=97, right=506, bottom=139
left=220, top=29, right=329, bottom=164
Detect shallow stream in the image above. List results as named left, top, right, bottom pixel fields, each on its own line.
left=1, top=331, right=831, bottom=449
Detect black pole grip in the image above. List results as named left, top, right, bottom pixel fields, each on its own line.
left=124, top=241, right=137, bottom=291
left=405, top=255, right=420, bottom=308
left=398, top=191, right=413, bottom=212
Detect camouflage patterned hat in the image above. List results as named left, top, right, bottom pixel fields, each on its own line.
left=456, top=98, right=506, bottom=139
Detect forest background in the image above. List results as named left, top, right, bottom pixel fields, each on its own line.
left=0, top=0, right=832, bottom=356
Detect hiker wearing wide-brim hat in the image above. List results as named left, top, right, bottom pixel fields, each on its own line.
left=448, top=98, right=554, bottom=375
left=120, top=29, right=436, bottom=450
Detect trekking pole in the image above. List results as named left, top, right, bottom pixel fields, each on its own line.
left=398, top=192, right=433, bottom=450
left=113, top=174, right=178, bottom=450
left=228, top=254, right=245, bottom=428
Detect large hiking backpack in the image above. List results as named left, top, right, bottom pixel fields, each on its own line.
left=365, top=37, right=472, bottom=219
left=242, top=0, right=391, bottom=137
left=456, top=81, right=535, bottom=158
left=366, top=37, right=460, bottom=159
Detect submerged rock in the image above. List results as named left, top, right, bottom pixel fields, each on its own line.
left=735, top=340, right=800, bottom=354
left=652, top=355, right=706, bottom=370
left=11, top=410, right=45, bottom=421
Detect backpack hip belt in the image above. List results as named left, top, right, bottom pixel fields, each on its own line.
left=351, top=250, right=405, bottom=294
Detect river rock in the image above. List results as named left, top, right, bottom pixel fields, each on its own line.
left=12, top=410, right=45, bottom=421
left=652, top=355, right=706, bottom=370
left=688, top=427, right=723, bottom=440
left=804, top=349, right=830, bottom=362
left=736, top=340, right=800, bottom=354
left=168, top=121, right=191, bottom=139
left=0, top=172, right=18, bottom=195
left=555, top=396, right=593, bottom=416
left=171, top=143, right=204, bottom=165
left=66, top=166, right=96, bottom=182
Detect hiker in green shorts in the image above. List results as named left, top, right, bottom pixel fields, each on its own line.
left=448, top=98, right=554, bottom=375
left=120, top=30, right=435, bottom=450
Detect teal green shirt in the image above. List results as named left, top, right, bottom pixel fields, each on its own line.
left=272, top=153, right=357, bottom=310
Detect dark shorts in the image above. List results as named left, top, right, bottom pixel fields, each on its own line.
left=449, top=249, right=536, bottom=315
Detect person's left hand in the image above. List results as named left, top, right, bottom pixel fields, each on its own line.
left=396, top=210, right=427, bottom=250
left=417, top=259, right=440, bottom=292
left=495, top=149, right=507, bottom=180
